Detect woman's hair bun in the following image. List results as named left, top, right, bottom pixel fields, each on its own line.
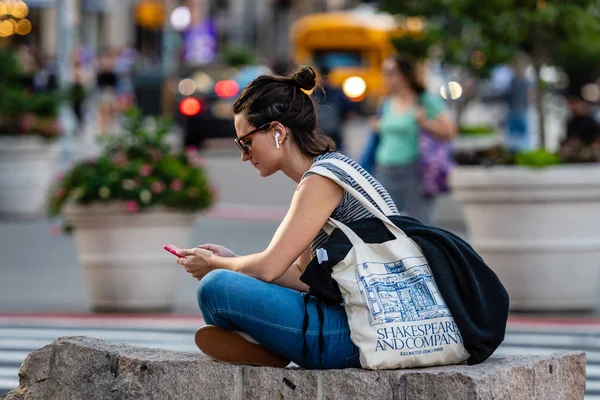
left=289, top=65, right=317, bottom=91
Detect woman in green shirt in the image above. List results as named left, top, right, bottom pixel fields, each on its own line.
left=372, top=55, right=457, bottom=225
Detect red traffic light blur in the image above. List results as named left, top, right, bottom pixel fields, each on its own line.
left=215, top=80, right=239, bottom=98
left=180, top=97, right=201, bottom=116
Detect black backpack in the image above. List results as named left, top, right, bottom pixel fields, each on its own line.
left=300, top=215, right=509, bottom=366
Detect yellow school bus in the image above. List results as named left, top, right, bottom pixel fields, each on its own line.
left=290, top=10, right=405, bottom=111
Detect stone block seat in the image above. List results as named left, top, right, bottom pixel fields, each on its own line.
left=5, top=336, right=586, bottom=399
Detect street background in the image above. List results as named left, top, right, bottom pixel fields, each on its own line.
left=1, top=0, right=600, bottom=398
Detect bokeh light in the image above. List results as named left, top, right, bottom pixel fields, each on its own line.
left=540, top=66, right=558, bottom=83
left=342, top=76, right=367, bottom=99
left=440, top=82, right=463, bottom=100
left=192, top=72, right=214, bottom=93
left=0, top=19, right=15, bottom=37
left=581, top=83, right=600, bottom=103
left=15, top=18, right=31, bottom=35
left=180, top=98, right=201, bottom=116
left=135, top=0, right=164, bottom=30
left=406, top=17, right=424, bottom=34
left=178, top=78, right=196, bottom=96
left=170, top=6, right=191, bottom=31
left=214, top=80, right=239, bottom=98
left=10, top=1, right=28, bottom=19
left=0, top=2, right=7, bottom=16
left=471, top=51, right=486, bottom=69
left=555, top=72, right=570, bottom=90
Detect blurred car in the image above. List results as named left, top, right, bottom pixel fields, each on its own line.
left=175, top=64, right=273, bottom=148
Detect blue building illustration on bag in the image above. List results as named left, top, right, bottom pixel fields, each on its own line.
left=356, top=256, right=450, bottom=326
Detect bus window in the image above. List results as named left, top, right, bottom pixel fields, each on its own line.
left=313, top=51, right=364, bottom=72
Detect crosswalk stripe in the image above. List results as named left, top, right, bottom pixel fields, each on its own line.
left=0, top=351, right=31, bottom=364
left=588, top=381, right=600, bottom=392
left=0, top=327, right=192, bottom=342
left=0, top=338, right=198, bottom=353
left=0, top=378, right=18, bottom=390
left=507, top=324, right=600, bottom=334
left=505, top=332, right=600, bottom=347
left=0, top=317, right=203, bottom=330
left=0, top=367, right=17, bottom=378
left=588, top=365, right=600, bottom=379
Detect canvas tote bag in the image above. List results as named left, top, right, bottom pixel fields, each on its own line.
left=307, top=160, right=470, bottom=369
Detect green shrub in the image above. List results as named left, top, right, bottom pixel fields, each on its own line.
left=515, top=150, right=562, bottom=168
left=459, top=124, right=496, bottom=136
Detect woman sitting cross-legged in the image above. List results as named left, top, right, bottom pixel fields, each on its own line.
left=173, top=65, right=403, bottom=369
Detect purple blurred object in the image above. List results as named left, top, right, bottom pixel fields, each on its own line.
left=183, top=19, right=217, bottom=65
left=418, top=130, right=454, bottom=197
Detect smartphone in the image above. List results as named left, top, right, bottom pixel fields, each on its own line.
left=163, top=243, right=184, bottom=258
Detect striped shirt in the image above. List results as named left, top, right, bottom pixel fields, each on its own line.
left=303, top=152, right=400, bottom=255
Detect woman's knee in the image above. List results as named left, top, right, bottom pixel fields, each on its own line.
left=196, top=269, right=238, bottom=310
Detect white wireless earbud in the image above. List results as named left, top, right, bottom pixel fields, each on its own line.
left=274, top=132, right=281, bottom=148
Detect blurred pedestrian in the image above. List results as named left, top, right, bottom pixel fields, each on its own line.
left=558, top=91, right=600, bottom=161
left=71, top=60, right=88, bottom=132
left=371, top=55, right=456, bottom=225
left=314, top=66, right=356, bottom=151
left=485, top=54, right=534, bottom=151
left=96, top=50, right=119, bottom=133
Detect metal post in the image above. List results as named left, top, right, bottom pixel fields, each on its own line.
left=161, top=0, right=178, bottom=116
left=56, top=0, right=76, bottom=89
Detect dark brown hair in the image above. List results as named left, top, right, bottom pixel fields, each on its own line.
left=232, top=65, right=336, bottom=157
left=390, top=55, right=425, bottom=95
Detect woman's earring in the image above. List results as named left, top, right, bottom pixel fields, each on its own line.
left=274, top=132, right=281, bottom=148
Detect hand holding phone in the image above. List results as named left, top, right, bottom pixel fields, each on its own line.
left=163, top=243, right=184, bottom=258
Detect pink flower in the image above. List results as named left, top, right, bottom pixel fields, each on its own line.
left=49, top=224, right=62, bottom=236
left=170, top=179, right=184, bottom=192
left=139, top=164, right=153, bottom=177
left=186, top=146, right=207, bottom=167
left=151, top=181, right=166, bottom=194
left=124, top=201, right=139, bottom=213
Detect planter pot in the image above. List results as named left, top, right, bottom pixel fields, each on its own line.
left=450, top=164, right=600, bottom=311
left=65, top=203, right=196, bottom=312
left=0, top=136, right=58, bottom=216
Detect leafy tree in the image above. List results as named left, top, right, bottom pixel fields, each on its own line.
left=381, top=0, right=600, bottom=149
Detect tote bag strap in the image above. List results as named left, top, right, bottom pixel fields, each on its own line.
left=312, top=159, right=394, bottom=216
left=307, top=165, right=407, bottom=241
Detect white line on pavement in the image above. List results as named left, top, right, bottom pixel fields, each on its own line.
left=0, top=338, right=199, bottom=354
left=0, top=328, right=191, bottom=342
left=504, top=332, right=600, bottom=348
left=0, top=378, right=19, bottom=389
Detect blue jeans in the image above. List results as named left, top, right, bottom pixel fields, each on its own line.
left=196, top=269, right=361, bottom=369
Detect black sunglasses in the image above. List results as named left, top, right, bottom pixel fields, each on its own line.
left=234, top=121, right=273, bottom=155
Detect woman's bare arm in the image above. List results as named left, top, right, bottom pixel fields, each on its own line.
left=210, top=174, right=343, bottom=282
